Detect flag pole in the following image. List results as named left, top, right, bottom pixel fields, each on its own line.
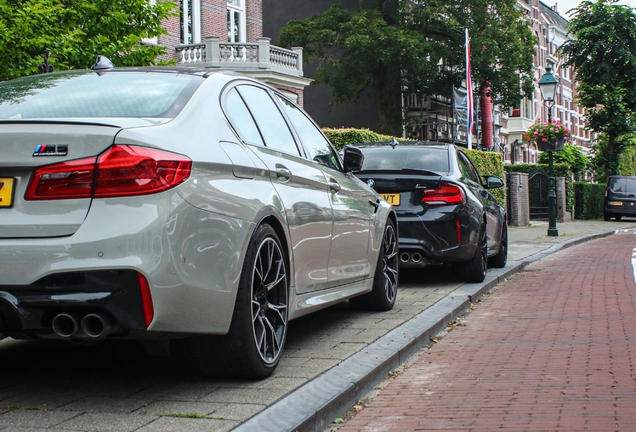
left=465, top=28, right=473, bottom=150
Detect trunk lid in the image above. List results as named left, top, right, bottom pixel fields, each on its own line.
left=0, top=121, right=121, bottom=238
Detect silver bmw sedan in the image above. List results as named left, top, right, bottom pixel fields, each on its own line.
left=0, top=64, right=398, bottom=379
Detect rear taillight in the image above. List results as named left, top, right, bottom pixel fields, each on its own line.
left=25, top=145, right=191, bottom=200
left=421, top=183, right=466, bottom=206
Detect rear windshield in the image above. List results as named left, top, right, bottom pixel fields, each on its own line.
left=359, top=146, right=449, bottom=173
left=0, top=70, right=203, bottom=119
left=608, top=176, right=636, bottom=194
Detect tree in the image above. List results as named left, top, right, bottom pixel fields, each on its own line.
left=0, top=0, right=176, bottom=81
left=278, top=0, right=535, bottom=135
left=617, top=135, right=636, bottom=176
left=538, top=144, right=589, bottom=179
left=560, top=0, right=636, bottom=181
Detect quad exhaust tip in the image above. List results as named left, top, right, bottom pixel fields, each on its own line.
left=52, top=312, right=115, bottom=339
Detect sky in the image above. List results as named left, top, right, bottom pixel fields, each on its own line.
left=552, top=0, right=636, bottom=18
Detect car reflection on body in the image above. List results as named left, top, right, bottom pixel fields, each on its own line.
left=0, top=60, right=398, bottom=379
left=352, top=141, right=507, bottom=282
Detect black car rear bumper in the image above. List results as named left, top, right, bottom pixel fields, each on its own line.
left=0, top=270, right=147, bottom=340
left=396, top=211, right=478, bottom=266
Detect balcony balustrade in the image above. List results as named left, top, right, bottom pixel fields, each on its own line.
left=175, top=36, right=304, bottom=77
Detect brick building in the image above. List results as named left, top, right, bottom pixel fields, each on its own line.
left=153, top=0, right=311, bottom=106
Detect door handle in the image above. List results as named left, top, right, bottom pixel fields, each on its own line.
left=329, top=178, right=341, bottom=193
left=275, top=164, right=291, bottom=182
left=368, top=198, right=380, bottom=213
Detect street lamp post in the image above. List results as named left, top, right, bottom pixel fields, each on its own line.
left=538, top=65, right=559, bottom=237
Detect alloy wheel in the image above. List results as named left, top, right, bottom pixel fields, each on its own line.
left=251, top=237, right=288, bottom=364
left=382, top=223, right=399, bottom=303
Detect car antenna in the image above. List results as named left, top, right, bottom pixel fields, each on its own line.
left=390, top=137, right=399, bottom=148
left=91, top=55, right=115, bottom=71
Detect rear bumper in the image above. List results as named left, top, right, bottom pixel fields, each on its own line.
left=604, top=204, right=636, bottom=217
left=396, top=210, right=478, bottom=266
left=0, top=270, right=147, bottom=339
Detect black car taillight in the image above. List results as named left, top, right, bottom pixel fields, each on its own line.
left=421, top=183, right=466, bottom=206
left=25, top=145, right=191, bottom=200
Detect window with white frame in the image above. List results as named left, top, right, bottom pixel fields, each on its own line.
left=227, top=0, right=246, bottom=43
left=180, top=0, right=201, bottom=44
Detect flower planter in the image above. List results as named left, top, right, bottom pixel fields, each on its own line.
left=537, top=137, right=565, bottom=152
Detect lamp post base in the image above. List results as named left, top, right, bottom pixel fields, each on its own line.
left=547, top=227, right=559, bottom=237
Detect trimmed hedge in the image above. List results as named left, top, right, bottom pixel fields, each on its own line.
left=504, top=163, right=574, bottom=212
left=323, top=128, right=395, bottom=150
left=574, top=182, right=606, bottom=220
left=465, top=149, right=506, bottom=206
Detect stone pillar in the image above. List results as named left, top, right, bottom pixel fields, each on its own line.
left=555, top=177, right=570, bottom=222
left=506, top=172, right=529, bottom=227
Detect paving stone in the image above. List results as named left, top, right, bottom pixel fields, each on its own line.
left=199, top=388, right=286, bottom=405
left=209, top=403, right=267, bottom=421
left=0, top=409, right=82, bottom=428
left=135, top=416, right=238, bottom=432
left=59, top=396, right=150, bottom=414
left=56, top=412, right=157, bottom=431
left=140, top=401, right=224, bottom=416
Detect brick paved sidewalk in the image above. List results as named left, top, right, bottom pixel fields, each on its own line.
left=336, top=232, right=636, bottom=431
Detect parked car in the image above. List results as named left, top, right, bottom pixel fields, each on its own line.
left=351, top=141, right=507, bottom=282
left=604, top=175, right=636, bottom=221
left=0, top=60, right=398, bottom=379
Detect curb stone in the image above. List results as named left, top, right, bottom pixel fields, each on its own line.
left=233, top=228, right=620, bottom=432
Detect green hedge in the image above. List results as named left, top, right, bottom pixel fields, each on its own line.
left=574, top=182, right=606, bottom=220
left=465, top=149, right=506, bottom=206
left=322, top=128, right=397, bottom=150
left=504, top=163, right=574, bottom=211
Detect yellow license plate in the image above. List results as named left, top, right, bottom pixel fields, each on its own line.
left=380, top=193, right=400, bottom=206
left=609, top=201, right=623, bottom=206
left=0, top=177, right=15, bottom=207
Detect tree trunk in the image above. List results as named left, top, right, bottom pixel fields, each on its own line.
left=372, top=64, right=402, bottom=136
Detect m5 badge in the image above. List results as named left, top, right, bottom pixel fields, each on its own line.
left=33, top=144, right=68, bottom=157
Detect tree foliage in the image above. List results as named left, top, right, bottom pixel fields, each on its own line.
left=278, top=0, right=535, bottom=135
left=538, top=144, right=589, bottom=179
left=617, top=135, right=636, bottom=176
left=0, top=0, right=177, bottom=81
left=560, top=0, right=636, bottom=180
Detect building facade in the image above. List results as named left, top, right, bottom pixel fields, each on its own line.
left=501, top=0, right=591, bottom=164
left=154, top=0, right=311, bottom=106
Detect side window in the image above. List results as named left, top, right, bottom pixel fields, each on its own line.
left=457, top=152, right=479, bottom=183
left=224, top=88, right=264, bottom=146
left=276, top=95, right=341, bottom=170
left=236, top=85, right=300, bottom=156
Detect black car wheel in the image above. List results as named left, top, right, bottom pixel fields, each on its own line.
left=350, top=218, right=399, bottom=311
left=615, top=215, right=623, bottom=221
left=191, top=223, right=288, bottom=379
left=604, top=214, right=611, bottom=221
left=459, top=225, right=487, bottom=283
left=489, top=222, right=507, bottom=269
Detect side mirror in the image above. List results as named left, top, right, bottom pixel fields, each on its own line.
left=483, top=175, right=504, bottom=189
left=342, top=146, right=364, bottom=171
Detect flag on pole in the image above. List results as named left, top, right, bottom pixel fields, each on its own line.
left=465, top=28, right=474, bottom=150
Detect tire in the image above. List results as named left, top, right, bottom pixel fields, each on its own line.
left=488, top=222, right=508, bottom=269
left=604, top=214, right=611, bottom=221
left=349, top=218, right=399, bottom=311
left=458, top=225, right=487, bottom=283
left=191, top=224, right=288, bottom=380
left=615, top=215, right=623, bottom=221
